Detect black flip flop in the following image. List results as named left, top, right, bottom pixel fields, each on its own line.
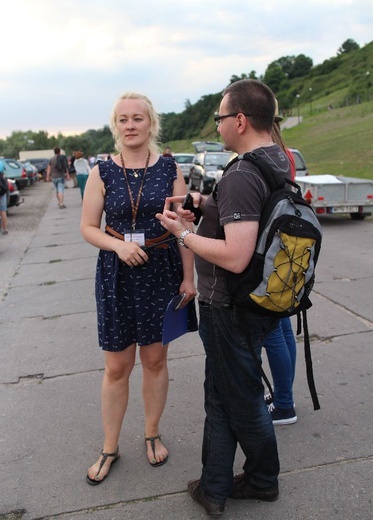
left=86, top=447, right=120, bottom=485
left=145, top=435, right=168, bottom=467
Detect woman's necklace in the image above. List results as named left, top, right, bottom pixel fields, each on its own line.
left=120, top=152, right=150, bottom=177
left=120, top=151, right=151, bottom=230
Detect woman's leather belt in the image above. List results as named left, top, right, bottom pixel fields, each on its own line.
left=105, top=225, right=171, bottom=249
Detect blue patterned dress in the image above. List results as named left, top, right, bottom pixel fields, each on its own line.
left=95, top=156, right=196, bottom=351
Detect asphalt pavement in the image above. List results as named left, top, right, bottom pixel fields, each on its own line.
left=0, top=181, right=372, bottom=520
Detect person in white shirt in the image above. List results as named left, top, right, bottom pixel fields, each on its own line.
left=74, top=151, right=91, bottom=199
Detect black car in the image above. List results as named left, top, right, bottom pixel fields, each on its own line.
left=28, top=158, right=50, bottom=180
left=19, top=160, right=39, bottom=184
left=188, top=151, right=232, bottom=194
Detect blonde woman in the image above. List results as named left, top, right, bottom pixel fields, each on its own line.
left=81, top=92, right=197, bottom=485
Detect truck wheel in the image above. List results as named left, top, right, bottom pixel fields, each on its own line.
left=188, top=175, right=194, bottom=191
left=350, top=213, right=366, bottom=221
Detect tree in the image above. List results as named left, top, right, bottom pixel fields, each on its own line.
left=273, top=56, right=296, bottom=78
left=267, top=54, right=313, bottom=80
left=263, top=64, right=287, bottom=93
left=229, top=73, right=250, bottom=84
left=337, top=39, right=360, bottom=55
left=291, top=54, right=313, bottom=78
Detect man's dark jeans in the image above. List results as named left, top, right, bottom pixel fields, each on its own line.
left=198, top=302, right=280, bottom=504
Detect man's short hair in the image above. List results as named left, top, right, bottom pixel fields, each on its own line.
left=223, top=79, right=275, bottom=133
left=54, top=146, right=61, bottom=155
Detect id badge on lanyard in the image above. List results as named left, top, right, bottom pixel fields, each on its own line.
left=124, top=229, right=145, bottom=246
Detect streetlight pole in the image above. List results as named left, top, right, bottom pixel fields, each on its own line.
left=367, top=71, right=370, bottom=102
left=309, top=87, right=312, bottom=114
left=296, top=94, right=300, bottom=123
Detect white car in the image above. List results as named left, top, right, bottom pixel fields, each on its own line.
left=289, top=148, right=309, bottom=176
left=173, top=153, right=195, bottom=183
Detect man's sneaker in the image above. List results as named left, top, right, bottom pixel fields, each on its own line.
left=264, top=393, right=273, bottom=406
left=230, top=473, right=279, bottom=501
left=268, top=404, right=297, bottom=425
left=187, top=479, right=225, bottom=516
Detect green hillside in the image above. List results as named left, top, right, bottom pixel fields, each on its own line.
left=281, top=102, right=373, bottom=178
left=164, top=41, right=373, bottom=179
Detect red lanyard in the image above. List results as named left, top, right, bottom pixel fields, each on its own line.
left=120, top=151, right=150, bottom=230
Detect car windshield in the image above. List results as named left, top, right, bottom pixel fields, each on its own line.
left=6, top=160, right=21, bottom=170
left=205, top=153, right=231, bottom=167
left=174, top=155, right=193, bottom=164
left=193, top=141, right=225, bottom=152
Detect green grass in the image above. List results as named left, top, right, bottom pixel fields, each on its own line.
left=283, top=101, right=373, bottom=178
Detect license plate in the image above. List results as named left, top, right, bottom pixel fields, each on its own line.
left=332, top=206, right=359, bottom=213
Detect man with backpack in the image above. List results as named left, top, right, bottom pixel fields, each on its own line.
left=156, top=79, right=293, bottom=515
left=46, top=147, right=70, bottom=208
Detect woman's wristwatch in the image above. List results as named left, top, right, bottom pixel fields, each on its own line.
left=178, top=229, right=193, bottom=248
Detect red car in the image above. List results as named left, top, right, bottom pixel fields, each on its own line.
left=6, top=178, right=23, bottom=208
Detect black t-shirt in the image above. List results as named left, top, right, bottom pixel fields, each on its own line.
left=196, top=144, right=291, bottom=305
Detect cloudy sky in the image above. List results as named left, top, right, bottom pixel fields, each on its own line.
left=1, top=0, right=372, bottom=139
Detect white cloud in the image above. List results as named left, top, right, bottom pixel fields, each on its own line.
left=0, top=0, right=372, bottom=138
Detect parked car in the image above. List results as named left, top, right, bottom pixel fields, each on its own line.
left=27, top=158, right=50, bottom=180
left=189, top=151, right=232, bottom=194
left=0, top=157, right=29, bottom=189
left=192, top=141, right=225, bottom=152
left=289, top=148, right=309, bottom=176
left=19, top=160, right=39, bottom=184
left=6, top=178, right=23, bottom=208
left=173, top=153, right=195, bottom=183
left=215, top=148, right=309, bottom=184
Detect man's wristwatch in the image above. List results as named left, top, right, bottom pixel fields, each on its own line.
left=178, top=229, right=193, bottom=248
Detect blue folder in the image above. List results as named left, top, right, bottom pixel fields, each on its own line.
left=162, top=294, right=189, bottom=345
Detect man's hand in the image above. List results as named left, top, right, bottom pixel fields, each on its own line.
left=155, top=209, right=185, bottom=237
left=164, top=194, right=203, bottom=223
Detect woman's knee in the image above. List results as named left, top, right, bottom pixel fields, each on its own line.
left=140, top=344, right=168, bottom=373
left=104, top=348, right=136, bottom=381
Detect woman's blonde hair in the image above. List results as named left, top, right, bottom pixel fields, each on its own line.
left=110, top=92, right=161, bottom=155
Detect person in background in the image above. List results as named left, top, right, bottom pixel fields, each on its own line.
left=80, top=91, right=197, bottom=485
left=73, top=151, right=91, bottom=199
left=0, top=161, right=9, bottom=235
left=262, top=105, right=298, bottom=425
left=162, top=146, right=173, bottom=157
left=69, top=152, right=78, bottom=188
left=156, top=79, right=286, bottom=516
left=89, top=156, right=96, bottom=167
left=263, top=318, right=297, bottom=424
left=46, top=147, right=70, bottom=209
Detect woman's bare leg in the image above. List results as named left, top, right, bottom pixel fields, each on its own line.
left=140, top=342, right=169, bottom=464
left=87, top=345, right=136, bottom=481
